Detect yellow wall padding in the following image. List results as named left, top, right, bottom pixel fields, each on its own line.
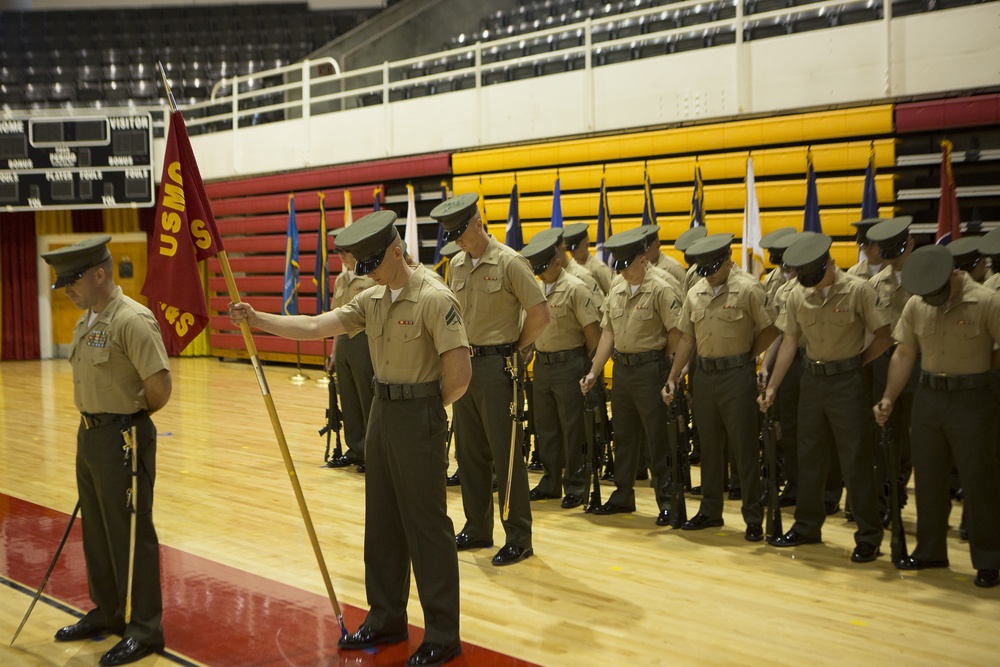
left=34, top=210, right=73, bottom=235
left=454, top=106, right=894, bottom=174
left=179, top=261, right=212, bottom=357
left=456, top=140, right=895, bottom=197
left=103, top=209, right=141, bottom=234
left=485, top=176, right=895, bottom=224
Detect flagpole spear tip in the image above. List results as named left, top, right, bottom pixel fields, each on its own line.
left=155, top=60, right=179, bottom=113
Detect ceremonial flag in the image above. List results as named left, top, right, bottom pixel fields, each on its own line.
left=282, top=194, right=299, bottom=316
left=861, top=143, right=878, bottom=220
left=803, top=149, right=821, bottom=233
left=476, top=177, right=489, bottom=233
left=343, top=189, right=353, bottom=227
left=551, top=178, right=563, bottom=228
left=372, top=186, right=381, bottom=212
left=505, top=183, right=523, bottom=250
left=405, top=183, right=419, bottom=261
left=313, top=192, right=330, bottom=314
left=642, top=168, right=658, bottom=226
left=689, top=164, right=705, bottom=228
left=935, top=139, right=961, bottom=245
left=741, top=157, right=764, bottom=278
left=596, top=177, right=612, bottom=264
left=433, top=181, right=448, bottom=265
left=141, top=110, right=225, bottom=355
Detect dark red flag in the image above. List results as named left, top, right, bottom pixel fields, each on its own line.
left=935, top=139, right=961, bottom=245
left=141, top=111, right=225, bottom=354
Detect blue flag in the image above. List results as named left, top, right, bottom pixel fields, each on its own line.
left=641, top=169, right=657, bottom=226
left=803, top=151, right=821, bottom=233
left=313, top=192, right=329, bottom=314
left=282, top=194, right=300, bottom=316
left=551, top=178, right=563, bottom=228
left=596, top=178, right=612, bottom=264
left=690, top=165, right=705, bottom=228
left=505, top=183, right=523, bottom=250
left=433, top=181, right=448, bottom=265
left=861, top=147, right=878, bottom=219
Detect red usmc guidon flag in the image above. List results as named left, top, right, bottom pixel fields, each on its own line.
left=141, top=111, right=225, bottom=355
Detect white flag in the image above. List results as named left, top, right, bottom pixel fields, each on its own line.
left=404, top=184, right=418, bottom=260
left=742, top=157, right=764, bottom=278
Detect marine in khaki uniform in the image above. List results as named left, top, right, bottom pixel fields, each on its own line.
left=230, top=212, right=472, bottom=667
left=328, top=226, right=377, bottom=470
left=580, top=228, right=682, bottom=524
left=947, top=236, right=990, bottom=284
left=565, top=222, right=614, bottom=295
left=520, top=234, right=602, bottom=508
left=675, top=226, right=708, bottom=297
left=759, top=234, right=893, bottom=563
left=874, top=245, right=1000, bottom=588
left=846, top=217, right=888, bottom=278
left=534, top=227, right=604, bottom=301
left=759, top=227, right=797, bottom=312
left=432, top=193, right=550, bottom=566
left=42, top=236, right=172, bottom=667
left=664, top=234, right=779, bottom=538
left=640, top=225, right=688, bottom=287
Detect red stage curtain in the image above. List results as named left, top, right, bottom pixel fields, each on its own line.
left=72, top=209, right=104, bottom=233
left=0, top=212, right=41, bottom=360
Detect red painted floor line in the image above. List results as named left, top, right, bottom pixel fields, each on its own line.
left=0, top=494, right=536, bottom=667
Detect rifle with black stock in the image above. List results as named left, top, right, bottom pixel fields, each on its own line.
left=761, top=404, right=783, bottom=541
left=680, top=374, right=700, bottom=469
left=880, top=422, right=908, bottom=565
left=592, top=381, right=614, bottom=480
left=583, top=386, right=604, bottom=512
left=665, top=392, right=688, bottom=528
left=523, top=370, right=541, bottom=469
left=676, top=376, right=693, bottom=490
left=319, top=369, right=343, bottom=464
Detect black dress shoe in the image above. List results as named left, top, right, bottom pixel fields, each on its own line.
left=895, top=556, right=949, bottom=571
left=680, top=514, right=724, bottom=531
left=560, top=494, right=583, bottom=509
left=446, top=472, right=461, bottom=486
left=767, top=528, right=820, bottom=547
left=975, top=569, right=999, bottom=588
left=491, top=544, right=533, bottom=566
left=745, top=522, right=763, bottom=542
left=356, top=464, right=366, bottom=473
left=327, top=455, right=361, bottom=469
left=492, top=480, right=498, bottom=492
left=99, top=637, right=161, bottom=666
left=689, top=485, right=702, bottom=495
left=590, top=500, right=635, bottom=515
left=455, top=531, right=493, bottom=551
left=824, top=501, right=841, bottom=516
left=337, top=625, right=409, bottom=650
left=529, top=487, right=561, bottom=501
left=407, top=641, right=463, bottom=666
left=55, top=618, right=105, bottom=642
left=528, top=460, right=544, bottom=471
left=655, top=509, right=672, bottom=526
left=728, top=488, right=742, bottom=500
left=851, top=542, right=881, bottom=563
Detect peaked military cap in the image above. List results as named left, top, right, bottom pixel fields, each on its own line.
left=687, top=233, right=734, bottom=277
left=440, top=240, right=462, bottom=259
left=604, top=228, right=647, bottom=271
left=41, top=235, right=112, bottom=288
left=675, top=226, right=708, bottom=253
left=979, top=227, right=1000, bottom=258
left=945, top=236, right=982, bottom=272
left=902, top=245, right=953, bottom=301
left=431, top=193, right=480, bottom=242
left=521, top=231, right=561, bottom=276
left=771, top=230, right=817, bottom=251
left=759, top=227, right=796, bottom=250
left=784, top=233, right=833, bottom=287
left=637, top=224, right=661, bottom=249
left=867, top=216, right=913, bottom=259
left=563, top=222, right=590, bottom=249
left=335, top=210, right=399, bottom=275
left=850, top=217, right=889, bottom=244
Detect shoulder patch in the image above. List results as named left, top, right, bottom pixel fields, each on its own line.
left=445, top=304, right=463, bottom=329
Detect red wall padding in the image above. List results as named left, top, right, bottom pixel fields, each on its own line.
left=895, top=94, right=1000, bottom=133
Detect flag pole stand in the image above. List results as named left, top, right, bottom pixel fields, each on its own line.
left=315, top=338, right=331, bottom=385
left=290, top=342, right=310, bottom=383
left=156, top=62, right=348, bottom=638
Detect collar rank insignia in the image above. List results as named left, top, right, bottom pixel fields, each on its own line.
left=87, top=331, right=108, bottom=348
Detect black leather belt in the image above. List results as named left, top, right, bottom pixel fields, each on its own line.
left=80, top=410, right=148, bottom=430
left=535, top=348, right=586, bottom=364
left=373, top=380, right=441, bottom=400
left=696, top=353, right=752, bottom=373
left=470, top=343, right=516, bottom=357
left=803, top=355, right=862, bottom=376
left=919, top=372, right=990, bottom=391
left=612, top=350, right=662, bottom=367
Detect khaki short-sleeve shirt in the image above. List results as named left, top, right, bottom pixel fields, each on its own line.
left=69, top=286, right=170, bottom=414
left=984, top=272, right=1000, bottom=292
left=656, top=252, right=688, bottom=287
left=566, top=258, right=604, bottom=300
left=536, top=271, right=601, bottom=352
left=678, top=270, right=773, bottom=358
left=777, top=269, right=890, bottom=362
left=869, top=265, right=913, bottom=328
left=762, top=268, right=787, bottom=313
left=600, top=269, right=681, bottom=353
left=448, top=235, right=545, bottom=345
left=579, top=254, right=613, bottom=295
left=847, top=258, right=883, bottom=278
left=334, top=266, right=469, bottom=384
left=893, top=274, right=1000, bottom=375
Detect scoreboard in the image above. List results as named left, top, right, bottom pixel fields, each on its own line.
left=0, top=112, right=155, bottom=212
